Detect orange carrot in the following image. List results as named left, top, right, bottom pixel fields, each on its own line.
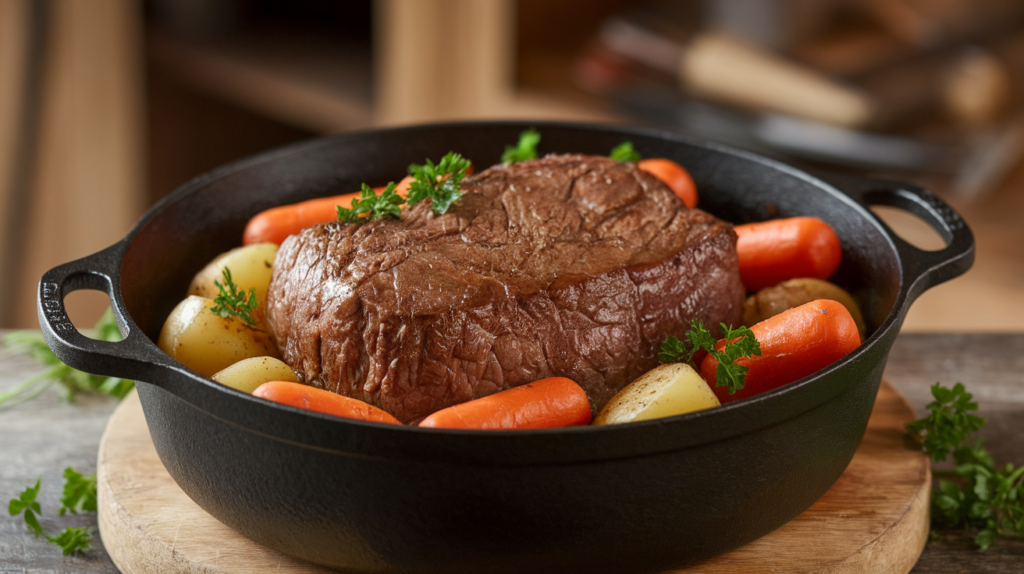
left=700, top=299, right=861, bottom=403
left=252, top=381, right=401, bottom=425
left=418, top=377, right=592, bottom=430
left=734, top=216, right=842, bottom=292
left=242, top=180, right=414, bottom=246
left=638, top=158, right=698, bottom=208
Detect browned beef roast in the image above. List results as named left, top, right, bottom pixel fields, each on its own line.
left=266, top=154, right=744, bottom=423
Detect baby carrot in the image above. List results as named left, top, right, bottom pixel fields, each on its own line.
left=252, top=381, right=401, bottom=425
left=700, top=299, right=861, bottom=403
left=418, top=377, right=592, bottom=430
left=242, top=178, right=414, bottom=246
left=638, top=158, right=698, bottom=208
left=734, top=216, right=842, bottom=292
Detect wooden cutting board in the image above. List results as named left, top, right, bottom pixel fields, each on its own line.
left=97, top=380, right=930, bottom=574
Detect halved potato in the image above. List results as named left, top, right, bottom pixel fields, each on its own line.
left=188, top=243, right=278, bottom=320
left=593, top=363, right=720, bottom=425
left=211, top=356, right=298, bottom=394
left=742, top=277, right=866, bottom=339
left=157, top=295, right=278, bottom=377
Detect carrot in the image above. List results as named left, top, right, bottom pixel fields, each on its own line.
left=638, top=158, right=698, bottom=208
left=418, top=377, right=592, bottom=430
left=734, top=216, right=842, bottom=292
left=252, top=381, right=401, bottom=425
left=700, top=299, right=861, bottom=403
left=242, top=178, right=414, bottom=246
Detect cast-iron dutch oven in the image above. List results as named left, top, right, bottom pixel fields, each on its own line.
left=38, top=122, right=972, bottom=574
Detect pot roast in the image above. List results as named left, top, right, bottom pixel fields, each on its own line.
left=266, top=154, right=744, bottom=423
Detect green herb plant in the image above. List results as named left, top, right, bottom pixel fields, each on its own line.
left=210, top=267, right=259, bottom=326
left=336, top=182, right=404, bottom=223
left=906, top=382, right=1024, bottom=550
left=9, top=469, right=97, bottom=555
left=658, top=319, right=761, bottom=394
left=609, top=141, right=642, bottom=162
left=502, top=128, right=541, bottom=164
left=0, top=308, right=133, bottom=408
left=407, top=151, right=473, bottom=215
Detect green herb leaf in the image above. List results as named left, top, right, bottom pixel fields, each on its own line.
left=407, top=152, right=472, bottom=214
left=210, top=267, right=259, bottom=327
left=609, top=141, right=642, bottom=162
left=502, top=128, right=541, bottom=164
left=337, top=182, right=405, bottom=223
left=47, top=527, right=91, bottom=555
left=9, top=478, right=44, bottom=537
left=905, top=382, right=985, bottom=463
left=58, top=468, right=97, bottom=516
left=658, top=320, right=760, bottom=394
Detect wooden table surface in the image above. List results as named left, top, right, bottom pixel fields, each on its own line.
left=1, top=332, right=1022, bottom=573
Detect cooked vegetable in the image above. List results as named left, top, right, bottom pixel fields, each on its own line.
left=734, top=216, right=843, bottom=292
left=743, top=278, right=866, bottom=340
left=906, top=382, right=1024, bottom=550
left=593, top=363, right=720, bottom=425
left=211, top=356, right=299, bottom=394
left=638, top=158, right=698, bottom=209
left=337, top=182, right=404, bottom=222
left=243, top=191, right=362, bottom=246
left=157, top=295, right=278, bottom=377
left=252, top=381, right=401, bottom=424
left=502, top=128, right=540, bottom=164
left=609, top=141, right=641, bottom=162
left=700, top=299, right=861, bottom=403
left=406, top=151, right=472, bottom=214
left=418, top=377, right=591, bottom=430
left=188, top=244, right=278, bottom=315
left=209, top=268, right=260, bottom=326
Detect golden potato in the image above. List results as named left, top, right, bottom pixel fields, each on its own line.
left=188, top=243, right=278, bottom=324
left=157, top=295, right=279, bottom=377
left=211, top=356, right=298, bottom=394
left=593, top=363, right=720, bottom=425
left=743, top=278, right=866, bottom=339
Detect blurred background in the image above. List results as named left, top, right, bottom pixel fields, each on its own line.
left=0, top=0, right=1022, bottom=332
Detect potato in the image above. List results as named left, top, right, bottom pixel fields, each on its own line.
left=188, top=243, right=278, bottom=322
left=743, top=278, right=866, bottom=340
left=211, top=356, right=298, bottom=394
left=593, top=363, right=720, bottom=425
left=157, top=295, right=279, bottom=377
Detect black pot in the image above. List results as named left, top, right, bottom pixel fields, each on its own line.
left=38, top=122, right=972, bottom=574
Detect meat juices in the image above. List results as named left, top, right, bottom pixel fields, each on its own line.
left=267, top=154, right=744, bottom=424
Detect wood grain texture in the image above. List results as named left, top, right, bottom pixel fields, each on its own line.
left=97, top=381, right=929, bottom=574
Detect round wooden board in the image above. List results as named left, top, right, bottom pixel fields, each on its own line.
left=97, top=381, right=930, bottom=574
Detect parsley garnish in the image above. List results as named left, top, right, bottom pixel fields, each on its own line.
left=58, top=467, right=97, bottom=516
left=1, top=308, right=134, bottom=407
left=210, top=267, right=259, bottom=326
left=48, top=527, right=91, bottom=555
left=502, top=128, right=541, bottom=164
left=337, top=182, right=404, bottom=223
left=8, top=469, right=96, bottom=555
left=906, top=382, right=1024, bottom=550
left=610, top=141, right=642, bottom=162
left=407, top=152, right=472, bottom=214
left=659, top=319, right=761, bottom=394
left=9, top=478, right=43, bottom=537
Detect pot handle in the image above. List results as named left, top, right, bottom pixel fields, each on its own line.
left=827, top=176, right=975, bottom=302
left=37, top=243, right=183, bottom=383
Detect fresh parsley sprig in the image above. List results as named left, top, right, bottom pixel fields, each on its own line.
left=1, top=308, right=134, bottom=407
left=659, top=319, right=761, bottom=394
left=906, top=382, right=1024, bottom=550
left=210, top=267, right=259, bottom=326
left=337, top=182, right=404, bottom=223
left=610, top=141, right=642, bottom=162
left=502, top=128, right=541, bottom=164
left=407, top=152, right=472, bottom=215
left=9, top=469, right=96, bottom=555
